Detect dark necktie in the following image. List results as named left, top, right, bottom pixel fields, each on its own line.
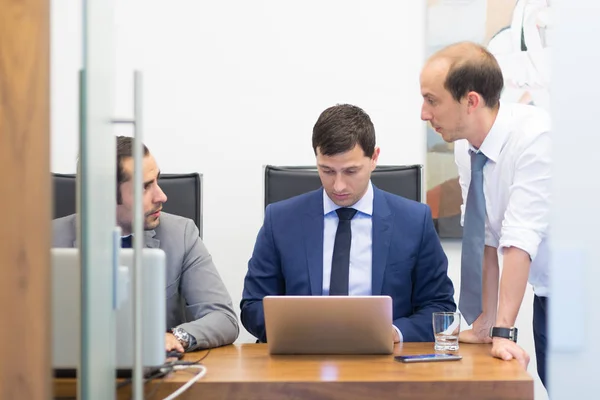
left=329, top=207, right=358, bottom=295
left=121, top=235, right=133, bottom=249
left=459, top=150, right=488, bottom=325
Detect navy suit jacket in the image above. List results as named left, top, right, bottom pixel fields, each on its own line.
left=241, top=186, right=456, bottom=343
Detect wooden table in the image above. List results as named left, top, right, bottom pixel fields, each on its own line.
left=54, top=343, right=533, bottom=399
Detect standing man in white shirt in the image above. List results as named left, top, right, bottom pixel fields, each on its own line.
left=419, top=41, right=551, bottom=387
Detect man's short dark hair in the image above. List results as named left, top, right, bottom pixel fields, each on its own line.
left=116, top=136, right=149, bottom=204
left=443, top=43, right=504, bottom=108
left=312, top=104, right=376, bottom=157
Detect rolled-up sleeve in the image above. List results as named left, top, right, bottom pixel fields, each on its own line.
left=499, top=132, right=551, bottom=261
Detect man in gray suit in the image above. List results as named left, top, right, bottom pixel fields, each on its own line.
left=53, top=136, right=239, bottom=352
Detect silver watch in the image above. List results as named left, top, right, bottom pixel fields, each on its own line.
left=171, top=327, right=191, bottom=349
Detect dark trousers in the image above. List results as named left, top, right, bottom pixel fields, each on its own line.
left=533, top=295, right=548, bottom=387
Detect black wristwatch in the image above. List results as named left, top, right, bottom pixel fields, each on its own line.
left=490, top=326, right=518, bottom=343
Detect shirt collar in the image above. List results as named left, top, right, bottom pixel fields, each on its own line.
left=469, top=102, right=511, bottom=163
left=323, top=181, right=374, bottom=216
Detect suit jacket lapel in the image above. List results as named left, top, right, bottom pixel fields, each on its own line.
left=302, top=189, right=324, bottom=296
left=144, top=230, right=160, bottom=248
left=372, top=187, right=392, bottom=295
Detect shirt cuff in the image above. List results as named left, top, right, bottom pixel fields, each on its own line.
left=393, top=325, right=403, bottom=343
left=499, top=227, right=543, bottom=261
left=188, top=333, right=197, bottom=350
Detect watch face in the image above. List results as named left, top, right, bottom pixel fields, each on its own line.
left=173, top=328, right=190, bottom=347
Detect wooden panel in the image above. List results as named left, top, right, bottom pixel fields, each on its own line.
left=55, top=343, right=533, bottom=399
left=0, top=0, right=51, bottom=399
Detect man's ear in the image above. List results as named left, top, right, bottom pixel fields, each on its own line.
left=371, top=147, right=380, bottom=169
left=466, top=91, right=481, bottom=113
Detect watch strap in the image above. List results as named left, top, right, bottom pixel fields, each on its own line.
left=490, top=326, right=518, bottom=343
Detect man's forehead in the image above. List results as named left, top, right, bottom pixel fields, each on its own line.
left=317, top=152, right=369, bottom=170
left=422, top=58, right=449, bottom=82
left=318, top=161, right=363, bottom=169
left=422, top=62, right=450, bottom=95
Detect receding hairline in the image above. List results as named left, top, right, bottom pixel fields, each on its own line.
left=427, top=41, right=493, bottom=66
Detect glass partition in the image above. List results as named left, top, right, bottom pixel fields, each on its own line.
left=79, top=0, right=117, bottom=398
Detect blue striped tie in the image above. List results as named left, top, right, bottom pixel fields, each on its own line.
left=459, top=150, right=488, bottom=325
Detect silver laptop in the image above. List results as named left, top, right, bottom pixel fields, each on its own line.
left=52, top=248, right=166, bottom=373
left=264, top=295, right=393, bottom=355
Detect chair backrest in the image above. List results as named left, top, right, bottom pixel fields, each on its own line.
left=264, top=165, right=422, bottom=208
left=52, top=173, right=204, bottom=237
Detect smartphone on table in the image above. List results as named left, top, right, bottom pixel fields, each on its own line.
left=394, top=354, right=462, bottom=363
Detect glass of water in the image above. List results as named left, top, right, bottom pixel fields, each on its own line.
left=432, top=312, right=461, bottom=351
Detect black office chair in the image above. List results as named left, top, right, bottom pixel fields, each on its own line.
left=52, top=173, right=204, bottom=237
left=264, top=165, right=422, bottom=207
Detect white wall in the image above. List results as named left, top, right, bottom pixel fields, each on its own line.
left=548, top=0, right=600, bottom=398
left=51, top=1, right=545, bottom=398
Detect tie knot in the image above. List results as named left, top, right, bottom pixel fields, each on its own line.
left=470, top=150, right=488, bottom=172
left=336, top=208, right=357, bottom=221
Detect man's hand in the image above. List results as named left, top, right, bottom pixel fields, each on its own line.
left=393, top=326, right=400, bottom=343
left=459, top=315, right=493, bottom=344
left=491, top=337, right=530, bottom=369
left=459, top=329, right=493, bottom=343
left=165, top=332, right=185, bottom=353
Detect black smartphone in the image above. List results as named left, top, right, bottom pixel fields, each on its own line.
left=395, top=354, right=462, bottom=363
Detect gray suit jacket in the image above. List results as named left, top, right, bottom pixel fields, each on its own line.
left=52, top=212, right=239, bottom=350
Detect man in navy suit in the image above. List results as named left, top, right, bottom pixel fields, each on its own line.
left=241, top=104, right=456, bottom=343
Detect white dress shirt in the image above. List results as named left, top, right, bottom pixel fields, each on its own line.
left=455, top=102, right=551, bottom=296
